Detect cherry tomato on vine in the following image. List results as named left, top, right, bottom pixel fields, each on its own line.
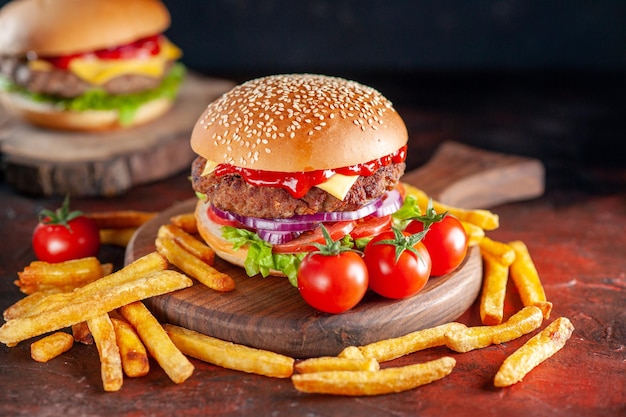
left=297, top=226, right=368, bottom=314
left=32, top=196, right=100, bottom=263
left=405, top=202, right=468, bottom=277
left=363, top=228, right=431, bottom=299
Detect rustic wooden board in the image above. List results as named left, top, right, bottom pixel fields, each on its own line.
left=125, top=141, right=545, bottom=358
left=0, top=73, right=235, bottom=197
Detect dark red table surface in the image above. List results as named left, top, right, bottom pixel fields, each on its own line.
left=0, top=73, right=624, bottom=417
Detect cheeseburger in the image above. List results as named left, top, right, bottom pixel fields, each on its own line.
left=0, top=0, right=184, bottom=131
left=191, top=74, right=408, bottom=280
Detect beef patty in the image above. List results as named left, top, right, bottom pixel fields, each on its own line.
left=191, top=156, right=406, bottom=219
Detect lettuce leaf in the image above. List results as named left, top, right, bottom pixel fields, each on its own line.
left=0, top=62, right=186, bottom=125
left=221, top=226, right=306, bottom=287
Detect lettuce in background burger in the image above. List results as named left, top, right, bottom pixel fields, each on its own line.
left=0, top=0, right=185, bottom=131
left=190, top=74, right=408, bottom=284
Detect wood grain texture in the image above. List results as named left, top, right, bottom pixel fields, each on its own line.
left=125, top=142, right=544, bottom=358
left=0, top=73, right=235, bottom=197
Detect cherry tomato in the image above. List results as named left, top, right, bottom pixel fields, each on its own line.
left=298, top=251, right=368, bottom=314
left=363, top=229, right=431, bottom=299
left=273, top=221, right=355, bottom=254
left=405, top=213, right=468, bottom=277
left=32, top=197, right=100, bottom=263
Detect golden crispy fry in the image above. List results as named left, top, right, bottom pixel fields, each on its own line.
left=479, top=237, right=516, bottom=266
left=445, top=306, right=544, bottom=353
left=99, top=228, right=137, bottom=247
left=292, top=356, right=456, bottom=396
left=509, top=240, right=553, bottom=320
left=358, top=322, right=467, bottom=362
left=494, top=317, right=574, bottom=387
left=110, top=317, right=150, bottom=378
left=0, top=266, right=191, bottom=346
left=87, top=210, right=156, bottom=229
left=164, top=324, right=294, bottom=378
left=15, top=257, right=110, bottom=295
left=169, top=213, right=198, bottom=234
left=119, top=303, right=194, bottom=384
left=296, top=356, right=379, bottom=373
left=158, top=224, right=215, bottom=264
left=156, top=236, right=235, bottom=292
left=479, top=253, right=510, bottom=325
left=337, top=346, right=365, bottom=359
left=87, top=314, right=124, bottom=392
left=3, top=289, right=60, bottom=321
left=403, top=183, right=499, bottom=230
left=72, top=321, right=93, bottom=345
left=461, top=221, right=485, bottom=246
left=30, top=332, right=74, bottom=363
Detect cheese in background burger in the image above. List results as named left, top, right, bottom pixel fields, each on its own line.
left=190, top=74, right=408, bottom=282
left=0, top=0, right=185, bottom=131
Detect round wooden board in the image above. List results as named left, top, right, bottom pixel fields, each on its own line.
left=126, top=198, right=482, bottom=358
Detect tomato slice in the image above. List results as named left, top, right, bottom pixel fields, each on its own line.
left=273, top=221, right=356, bottom=254
left=350, top=214, right=392, bottom=239
left=207, top=206, right=247, bottom=229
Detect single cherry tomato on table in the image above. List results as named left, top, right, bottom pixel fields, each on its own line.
left=363, top=228, right=431, bottom=299
left=297, top=226, right=368, bottom=314
left=405, top=201, right=468, bottom=277
left=32, top=196, right=100, bottom=263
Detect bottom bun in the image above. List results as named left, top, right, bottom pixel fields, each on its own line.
left=194, top=199, right=286, bottom=276
left=0, top=92, right=173, bottom=131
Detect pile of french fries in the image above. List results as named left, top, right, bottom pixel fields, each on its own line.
left=0, top=189, right=574, bottom=395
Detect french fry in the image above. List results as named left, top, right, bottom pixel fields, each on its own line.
left=461, top=220, right=485, bottom=247
left=119, top=303, right=194, bottom=384
left=87, top=210, right=156, bottom=229
left=509, top=240, right=553, bottom=320
left=479, top=237, right=516, bottom=266
left=295, top=356, right=379, bottom=373
left=403, top=183, right=499, bottom=230
left=494, top=317, right=574, bottom=387
left=445, top=306, right=544, bottom=353
left=169, top=213, right=198, bottom=234
left=111, top=317, right=150, bottom=378
left=3, top=289, right=60, bottom=321
left=30, top=332, right=74, bottom=363
left=164, top=324, right=294, bottom=378
left=72, top=321, right=93, bottom=345
left=87, top=314, right=124, bottom=392
left=156, top=236, right=235, bottom=292
left=358, top=322, right=467, bottom=362
left=479, top=253, right=509, bottom=325
left=99, top=228, right=137, bottom=247
left=0, top=267, right=192, bottom=346
left=337, top=346, right=365, bottom=359
left=292, top=356, right=456, bottom=396
left=158, top=224, right=215, bottom=264
left=15, top=257, right=110, bottom=294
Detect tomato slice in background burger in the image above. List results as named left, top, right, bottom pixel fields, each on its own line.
left=272, top=221, right=355, bottom=254
left=206, top=206, right=247, bottom=229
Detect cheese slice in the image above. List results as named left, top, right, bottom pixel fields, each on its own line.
left=314, top=173, right=359, bottom=201
left=200, top=159, right=358, bottom=201
left=27, top=38, right=182, bottom=85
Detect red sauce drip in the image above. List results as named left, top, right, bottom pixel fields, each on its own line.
left=41, top=35, right=162, bottom=70
left=213, top=145, right=407, bottom=199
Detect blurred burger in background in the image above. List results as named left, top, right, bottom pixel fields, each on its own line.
left=0, top=0, right=185, bottom=131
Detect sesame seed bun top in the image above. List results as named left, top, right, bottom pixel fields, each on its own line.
left=190, top=74, right=408, bottom=172
left=0, top=0, right=170, bottom=56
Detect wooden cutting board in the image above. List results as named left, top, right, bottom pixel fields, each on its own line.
left=125, top=141, right=545, bottom=358
left=0, top=73, right=235, bottom=197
